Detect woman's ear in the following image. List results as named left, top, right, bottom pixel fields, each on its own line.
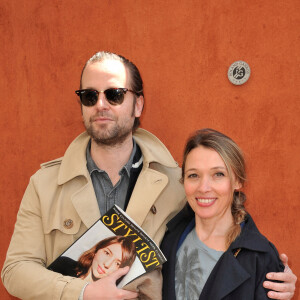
left=233, top=180, right=242, bottom=190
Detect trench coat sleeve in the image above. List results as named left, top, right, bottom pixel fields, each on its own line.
left=124, top=268, right=162, bottom=300
left=1, top=177, right=87, bottom=300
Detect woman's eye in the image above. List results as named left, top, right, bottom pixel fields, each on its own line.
left=215, top=172, right=225, bottom=177
left=187, top=173, right=198, bottom=179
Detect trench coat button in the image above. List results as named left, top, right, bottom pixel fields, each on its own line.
left=151, top=205, right=157, bottom=214
left=63, top=219, right=73, bottom=229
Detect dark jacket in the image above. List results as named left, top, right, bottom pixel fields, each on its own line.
left=161, top=204, right=284, bottom=300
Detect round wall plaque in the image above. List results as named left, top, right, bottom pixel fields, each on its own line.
left=228, top=61, right=251, bottom=85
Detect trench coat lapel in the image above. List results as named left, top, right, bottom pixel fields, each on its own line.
left=126, top=168, right=168, bottom=226
left=57, top=132, right=100, bottom=229
left=200, top=251, right=250, bottom=300
left=71, top=181, right=101, bottom=229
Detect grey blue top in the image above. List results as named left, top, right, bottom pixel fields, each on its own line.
left=175, top=227, right=223, bottom=299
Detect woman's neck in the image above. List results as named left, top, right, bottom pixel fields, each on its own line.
left=194, top=210, right=234, bottom=251
left=83, top=270, right=93, bottom=281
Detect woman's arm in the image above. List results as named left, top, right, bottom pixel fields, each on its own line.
left=264, top=254, right=297, bottom=300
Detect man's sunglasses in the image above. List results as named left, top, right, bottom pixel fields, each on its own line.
left=75, top=88, right=138, bottom=106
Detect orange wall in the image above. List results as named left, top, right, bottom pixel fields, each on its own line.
left=1, top=1, right=299, bottom=299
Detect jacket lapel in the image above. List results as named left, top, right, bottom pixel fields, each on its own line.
left=200, top=251, right=250, bottom=300
left=57, top=133, right=100, bottom=229
left=59, top=129, right=177, bottom=229
left=71, top=181, right=101, bottom=229
left=126, top=129, right=179, bottom=226
left=125, top=167, right=168, bottom=226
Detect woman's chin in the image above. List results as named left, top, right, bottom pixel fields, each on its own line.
left=91, top=270, right=107, bottom=281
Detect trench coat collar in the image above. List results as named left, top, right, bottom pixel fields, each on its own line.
left=57, top=132, right=90, bottom=185
left=133, top=129, right=179, bottom=168
left=54, top=129, right=179, bottom=229
left=57, top=128, right=179, bottom=185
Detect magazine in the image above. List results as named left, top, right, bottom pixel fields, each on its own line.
left=48, top=205, right=166, bottom=288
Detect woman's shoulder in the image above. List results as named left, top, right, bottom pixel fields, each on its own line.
left=231, top=214, right=284, bottom=271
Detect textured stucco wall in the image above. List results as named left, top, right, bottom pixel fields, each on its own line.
left=1, top=1, right=299, bottom=299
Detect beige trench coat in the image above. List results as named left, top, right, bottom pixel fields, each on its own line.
left=2, top=128, right=186, bottom=300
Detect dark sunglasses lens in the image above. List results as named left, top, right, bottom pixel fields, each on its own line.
left=80, top=90, right=98, bottom=106
left=104, top=89, right=125, bottom=105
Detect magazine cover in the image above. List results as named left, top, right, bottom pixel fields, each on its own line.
left=48, top=205, right=166, bottom=288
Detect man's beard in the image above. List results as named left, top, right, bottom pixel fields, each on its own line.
left=85, top=119, right=133, bottom=146
left=84, top=103, right=136, bottom=147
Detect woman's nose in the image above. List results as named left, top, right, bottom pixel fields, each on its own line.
left=197, top=177, right=212, bottom=193
left=104, top=257, right=114, bottom=269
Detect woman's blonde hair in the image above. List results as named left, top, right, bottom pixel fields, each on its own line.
left=182, top=128, right=247, bottom=248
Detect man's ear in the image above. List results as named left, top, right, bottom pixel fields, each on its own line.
left=135, top=95, right=144, bottom=117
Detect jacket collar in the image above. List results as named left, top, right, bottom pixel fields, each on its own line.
left=167, top=205, right=272, bottom=299
left=167, top=203, right=272, bottom=254
left=229, top=214, right=271, bottom=253
left=200, top=250, right=251, bottom=300
left=57, top=128, right=178, bottom=185
left=201, top=214, right=270, bottom=299
left=58, top=132, right=90, bottom=185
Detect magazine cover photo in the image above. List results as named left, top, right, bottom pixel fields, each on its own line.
left=48, top=205, right=166, bottom=288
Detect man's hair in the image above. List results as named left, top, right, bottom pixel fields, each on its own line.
left=182, top=128, right=247, bottom=248
left=80, top=51, right=144, bottom=132
left=76, top=235, right=136, bottom=279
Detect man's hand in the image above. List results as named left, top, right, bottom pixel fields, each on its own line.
left=263, top=254, right=297, bottom=299
left=83, top=267, right=139, bottom=300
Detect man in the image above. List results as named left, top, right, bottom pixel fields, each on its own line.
left=1, top=51, right=296, bottom=300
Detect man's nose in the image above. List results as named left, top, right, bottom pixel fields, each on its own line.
left=95, top=92, right=110, bottom=109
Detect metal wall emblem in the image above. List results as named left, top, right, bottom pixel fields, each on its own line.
left=228, top=61, right=251, bottom=85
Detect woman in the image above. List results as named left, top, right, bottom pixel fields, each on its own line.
left=49, top=236, right=136, bottom=281
left=161, top=128, right=285, bottom=299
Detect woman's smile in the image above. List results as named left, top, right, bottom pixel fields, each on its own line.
left=97, top=264, right=106, bottom=275
left=184, top=146, right=240, bottom=221
left=196, top=197, right=217, bottom=207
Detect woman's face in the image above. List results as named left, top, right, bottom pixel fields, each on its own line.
left=91, top=243, right=123, bottom=279
left=183, top=146, right=241, bottom=222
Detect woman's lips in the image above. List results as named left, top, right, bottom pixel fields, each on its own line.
left=97, top=265, right=105, bottom=275
left=196, top=197, right=217, bottom=207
